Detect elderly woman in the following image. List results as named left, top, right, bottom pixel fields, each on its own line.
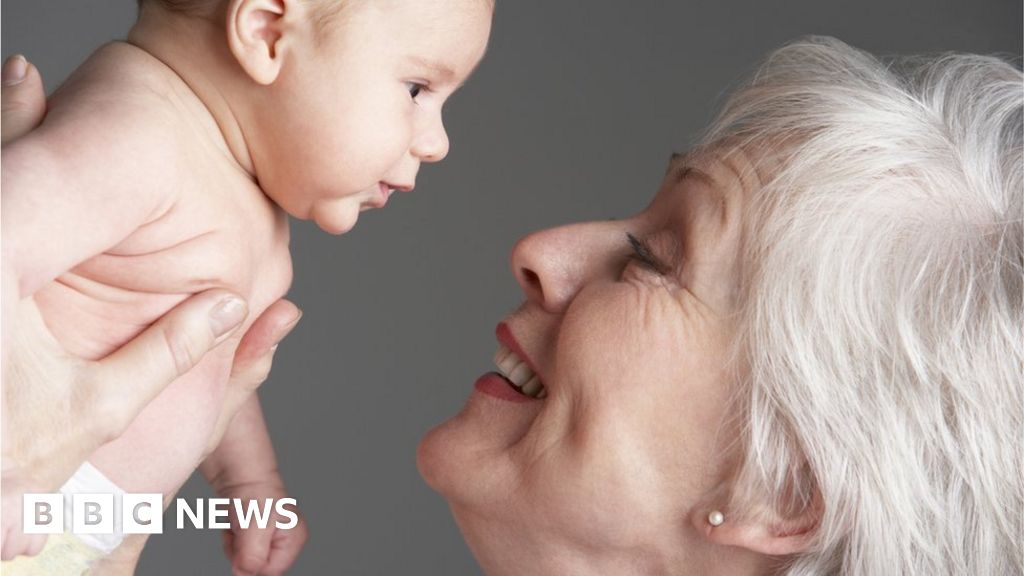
left=418, top=37, right=1022, bottom=575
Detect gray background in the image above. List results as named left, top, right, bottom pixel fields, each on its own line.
left=2, top=1, right=1020, bottom=574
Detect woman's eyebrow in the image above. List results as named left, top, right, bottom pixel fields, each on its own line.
left=665, top=152, right=730, bottom=228
left=666, top=152, right=717, bottom=188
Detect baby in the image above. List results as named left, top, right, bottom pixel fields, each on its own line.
left=1, top=0, right=492, bottom=572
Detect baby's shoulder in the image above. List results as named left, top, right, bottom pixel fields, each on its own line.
left=53, top=43, right=167, bottom=103
left=46, top=42, right=196, bottom=140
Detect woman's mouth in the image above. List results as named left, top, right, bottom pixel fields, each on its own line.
left=473, top=343, right=547, bottom=402
left=474, top=323, right=548, bottom=401
left=493, top=345, right=547, bottom=398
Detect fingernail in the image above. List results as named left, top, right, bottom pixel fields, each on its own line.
left=210, top=296, right=248, bottom=337
left=2, top=55, right=28, bottom=86
left=275, top=309, right=302, bottom=344
left=287, top=308, right=303, bottom=329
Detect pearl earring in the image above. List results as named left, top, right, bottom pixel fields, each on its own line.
left=708, top=510, right=725, bottom=526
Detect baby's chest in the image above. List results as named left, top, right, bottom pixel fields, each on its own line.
left=89, top=189, right=290, bottom=295
left=36, top=186, right=293, bottom=359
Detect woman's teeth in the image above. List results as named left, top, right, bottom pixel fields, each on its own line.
left=493, top=345, right=548, bottom=399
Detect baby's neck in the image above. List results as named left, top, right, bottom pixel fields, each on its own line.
left=126, top=6, right=256, bottom=176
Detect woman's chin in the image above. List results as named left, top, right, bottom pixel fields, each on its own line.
left=416, top=445, right=504, bottom=567
left=416, top=415, right=501, bottom=501
left=416, top=427, right=510, bottom=511
left=417, top=382, right=544, bottom=498
left=416, top=417, right=461, bottom=495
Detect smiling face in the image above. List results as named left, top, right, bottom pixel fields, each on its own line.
left=418, top=149, right=778, bottom=574
left=250, top=0, right=492, bottom=234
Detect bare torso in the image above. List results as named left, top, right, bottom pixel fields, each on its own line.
left=30, top=43, right=293, bottom=496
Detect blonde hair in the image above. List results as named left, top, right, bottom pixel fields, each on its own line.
left=706, top=37, right=1022, bottom=575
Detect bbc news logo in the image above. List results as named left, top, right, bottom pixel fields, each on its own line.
left=24, top=494, right=299, bottom=534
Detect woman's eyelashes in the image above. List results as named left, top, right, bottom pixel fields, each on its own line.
left=626, top=233, right=671, bottom=275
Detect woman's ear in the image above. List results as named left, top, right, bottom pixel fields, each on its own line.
left=692, top=496, right=821, bottom=557
left=225, top=0, right=302, bottom=85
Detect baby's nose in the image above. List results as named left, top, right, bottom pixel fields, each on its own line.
left=414, top=117, right=449, bottom=163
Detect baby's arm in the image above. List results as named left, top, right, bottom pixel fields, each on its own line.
left=200, top=396, right=280, bottom=490
left=200, top=396, right=308, bottom=574
left=1, top=88, right=186, bottom=363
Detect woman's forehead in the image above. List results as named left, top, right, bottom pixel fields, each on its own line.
left=659, top=144, right=793, bottom=212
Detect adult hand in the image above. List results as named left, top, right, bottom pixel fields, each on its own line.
left=2, top=292, right=251, bottom=558
left=1, top=55, right=46, bottom=142
left=0, top=55, right=302, bottom=559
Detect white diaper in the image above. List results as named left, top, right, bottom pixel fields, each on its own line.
left=58, top=461, right=126, bottom=554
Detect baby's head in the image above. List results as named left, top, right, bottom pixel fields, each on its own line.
left=136, top=0, right=493, bottom=234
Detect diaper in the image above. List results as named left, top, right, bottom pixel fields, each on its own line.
left=1, top=462, right=125, bottom=575
left=1, top=532, right=105, bottom=576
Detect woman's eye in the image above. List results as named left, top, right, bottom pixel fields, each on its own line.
left=626, top=233, right=669, bottom=275
left=407, top=82, right=426, bottom=100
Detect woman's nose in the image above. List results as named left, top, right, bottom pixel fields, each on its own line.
left=511, top=221, right=628, bottom=312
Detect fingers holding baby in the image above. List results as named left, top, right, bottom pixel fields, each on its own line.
left=0, top=55, right=45, bottom=143
left=0, top=287, right=299, bottom=561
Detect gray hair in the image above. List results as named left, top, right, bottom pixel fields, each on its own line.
left=705, top=37, right=1022, bottom=575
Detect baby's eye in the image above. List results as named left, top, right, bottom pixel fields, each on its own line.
left=407, top=82, right=426, bottom=100
left=625, top=233, right=670, bottom=275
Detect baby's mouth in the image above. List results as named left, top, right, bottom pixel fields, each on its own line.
left=493, top=346, right=547, bottom=399
left=362, top=182, right=394, bottom=210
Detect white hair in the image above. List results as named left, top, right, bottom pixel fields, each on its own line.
left=704, top=37, right=1022, bottom=575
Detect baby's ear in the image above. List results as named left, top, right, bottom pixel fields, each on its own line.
left=226, top=0, right=301, bottom=84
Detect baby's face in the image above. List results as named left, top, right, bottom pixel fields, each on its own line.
left=253, top=0, right=492, bottom=234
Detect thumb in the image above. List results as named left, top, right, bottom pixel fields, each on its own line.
left=91, top=290, right=248, bottom=434
left=2, top=55, right=47, bottom=144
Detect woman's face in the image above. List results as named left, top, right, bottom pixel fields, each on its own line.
left=418, top=149, right=763, bottom=574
